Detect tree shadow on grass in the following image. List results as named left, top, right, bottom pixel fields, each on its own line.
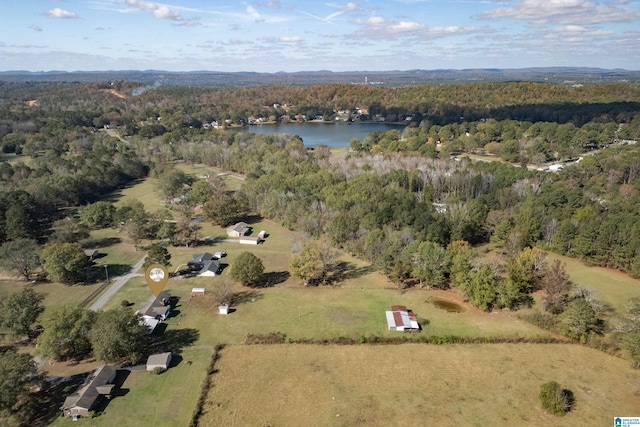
left=307, top=261, right=375, bottom=287
left=81, top=237, right=122, bottom=250
left=28, top=379, right=77, bottom=426
left=150, top=328, right=200, bottom=356
left=230, top=291, right=262, bottom=305
left=251, top=271, right=290, bottom=288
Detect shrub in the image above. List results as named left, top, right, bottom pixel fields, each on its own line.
left=539, top=381, right=574, bottom=416
left=152, top=366, right=166, bottom=375
left=121, top=300, right=130, bottom=307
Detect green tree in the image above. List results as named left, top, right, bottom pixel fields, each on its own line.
left=462, top=265, right=497, bottom=311
left=49, top=217, right=91, bottom=244
left=231, top=252, right=264, bottom=286
left=0, top=288, right=44, bottom=338
left=79, top=201, right=115, bottom=229
left=620, top=297, right=640, bottom=368
left=561, top=297, right=602, bottom=342
left=189, top=179, right=215, bottom=206
left=0, top=238, right=40, bottom=281
left=539, top=381, right=572, bottom=416
left=447, top=240, right=477, bottom=288
left=89, top=307, right=149, bottom=364
left=41, top=243, right=90, bottom=283
left=4, top=203, right=38, bottom=241
left=203, top=193, right=245, bottom=227
left=0, top=349, right=39, bottom=413
left=143, top=245, right=172, bottom=269
left=37, top=306, right=95, bottom=361
left=410, top=241, right=450, bottom=288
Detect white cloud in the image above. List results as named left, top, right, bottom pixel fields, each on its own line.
left=126, top=0, right=182, bottom=21
left=280, top=36, right=304, bottom=42
left=482, top=0, right=640, bottom=25
left=29, top=25, right=43, bottom=32
left=45, top=8, right=79, bottom=19
left=351, top=16, right=425, bottom=38
left=11, top=44, right=47, bottom=49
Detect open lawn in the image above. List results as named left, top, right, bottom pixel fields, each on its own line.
left=201, top=343, right=640, bottom=427
left=547, top=252, right=640, bottom=314
left=103, top=177, right=164, bottom=213
left=0, top=280, right=102, bottom=310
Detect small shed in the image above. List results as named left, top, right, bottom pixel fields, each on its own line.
left=239, top=236, right=260, bottom=245
left=218, top=303, right=229, bottom=315
left=191, top=287, right=205, bottom=296
left=84, top=249, right=99, bottom=261
left=258, top=230, right=267, bottom=239
left=146, top=352, right=172, bottom=371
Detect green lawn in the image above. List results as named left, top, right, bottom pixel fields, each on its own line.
left=547, top=252, right=640, bottom=313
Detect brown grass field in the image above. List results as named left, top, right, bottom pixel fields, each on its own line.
left=200, top=343, right=640, bottom=427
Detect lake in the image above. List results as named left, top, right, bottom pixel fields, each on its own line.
left=229, top=122, right=405, bottom=148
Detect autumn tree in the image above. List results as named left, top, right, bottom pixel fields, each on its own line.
left=289, top=241, right=322, bottom=286
left=540, top=259, right=573, bottom=313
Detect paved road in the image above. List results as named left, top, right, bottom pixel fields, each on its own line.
left=89, top=255, right=147, bottom=311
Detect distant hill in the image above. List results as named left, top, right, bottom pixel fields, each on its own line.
left=0, top=68, right=638, bottom=87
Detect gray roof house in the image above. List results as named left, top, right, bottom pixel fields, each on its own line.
left=198, top=259, right=220, bottom=277
left=193, top=252, right=213, bottom=263
left=62, top=365, right=116, bottom=418
left=137, top=291, right=171, bottom=333
left=226, top=222, right=251, bottom=238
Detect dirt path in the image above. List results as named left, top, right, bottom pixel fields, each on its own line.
left=88, top=255, right=146, bottom=311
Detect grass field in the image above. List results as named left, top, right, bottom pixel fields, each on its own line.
left=547, top=252, right=640, bottom=313
left=33, top=169, right=640, bottom=427
left=200, top=343, right=640, bottom=427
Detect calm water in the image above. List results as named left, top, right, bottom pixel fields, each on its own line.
left=230, top=122, right=405, bottom=148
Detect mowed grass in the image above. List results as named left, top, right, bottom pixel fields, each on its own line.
left=49, top=346, right=212, bottom=427
left=547, top=252, right=640, bottom=313
left=201, top=343, right=640, bottom=427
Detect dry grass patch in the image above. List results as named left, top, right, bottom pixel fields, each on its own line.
left=201, top=343, right=640, bottom=427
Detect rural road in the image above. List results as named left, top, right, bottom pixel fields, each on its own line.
left=89, top=255, right=147, bottom=311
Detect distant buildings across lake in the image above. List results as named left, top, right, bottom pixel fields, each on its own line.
left=228, top=122, right=405, bottom=148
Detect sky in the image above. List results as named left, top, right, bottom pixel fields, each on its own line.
left=1, top=0, right=639, bottom=72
